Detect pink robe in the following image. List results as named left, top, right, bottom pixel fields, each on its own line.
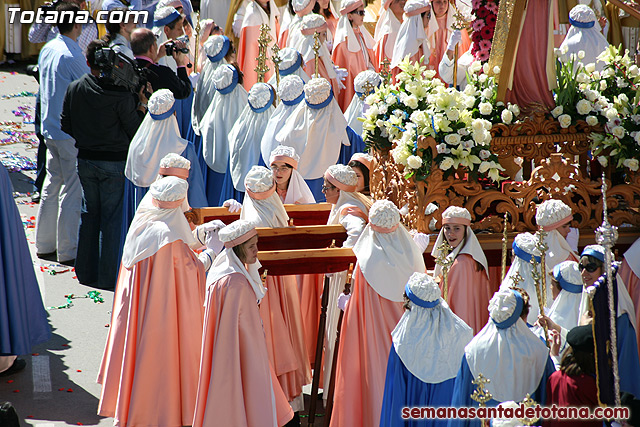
left=260, top=275, right=312, bottom=402
left=98, top=241, right=206, bottom=427
left=331, top=29, right=375, bottom=112
left=429, top=25, right=471, bottom=81
left=329, top=266, right=404, bottom=427
left=297, top=273, right=324, bottom=366
left=618, top=260, right=640, bottom=359
left=193, top=272, right=294, bottom=426
left=374, top=33, right=392, bottom=72
left=443, top=253, right=491, bottom=334
left=238, top=22, right=280, bottom=90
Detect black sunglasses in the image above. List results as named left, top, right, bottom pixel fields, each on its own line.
left=578, top=262, right=600, bottom=273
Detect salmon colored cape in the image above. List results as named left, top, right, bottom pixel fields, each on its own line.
left=331, top=35, right=375, bottom=112
left=297, top=273, right=324, bottom=366
left=329, top=266, right=404, bottom=427
left=260, top=274, right=312, bottom=402
left=238, top=22, right=280, bottom=90
left=193, top=272, right=294, bottom=426
left=618, top=260, right=640, bottom=359
left=374, top=32, right=391, bottom=71
left=443, top=253, right=491, bottom=335
left=303, top=59, right=341, bottom=100
left=98, top=241, right=206, bottom=427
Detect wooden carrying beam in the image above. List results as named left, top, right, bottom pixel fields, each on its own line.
left=189, top=203, right=333, bottom=226
left=257, top=247, right=356, bottom=276
left=256, top=225, right=347, bottom=251
left=608, top=0, right=640, bottom=21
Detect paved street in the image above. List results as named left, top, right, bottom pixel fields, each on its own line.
left=0, top=68, right=116, bottom=426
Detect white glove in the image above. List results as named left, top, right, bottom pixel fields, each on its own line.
left=412, top=232, right=430, bottom=253
left=337, top=293, right=351, bottom=311
left=566, top=227, right=579, bottom=253
left=198, top=248, right=216, bottom=272
left=203, top=220, right=226, bottom=254
left=223, top=199, right=242, bottom=213
left=189, top=72, right=200, bottom=87
left=447, top=29, right=462, bottom=52
left=334, top=66, right=348, bottom=89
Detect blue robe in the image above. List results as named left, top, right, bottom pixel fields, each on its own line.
left=338, top=126, right=366, bottom=166
left=617, top=313, right=640, bottom=399
left=380, top=346, right=454, bottom=427
left=0, top=165, right=51, bottom=356
left=447, top=356, right=556, bottom=427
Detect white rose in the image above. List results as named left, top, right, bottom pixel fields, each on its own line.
left=479, top=74, right=488, bottom=83
left=509, top=104, right=520, bottom=116
left=472, top=119, right=485, bottom=132
left=501, top=109, right=513, bottom=124
left=623, top=158, right=640, bottom=171
left=612, top=126, right=626, bottom=139
left=479, top=102, right=493, bottom=115
left=407, top=155, right=423, bottom=169
left=469, top=61, right=482, bottom=74
left=605, top=108, right=618, bottom=120
left=551, top=106, right=563, bottom=118
left=403, top=95, right=419, bottom=109
left=446, top=108, right=460, bottom=121
left=576, top=99, right=592, bottom=115
left=578, top=50, right=586, bottom=60
left=597, top=156, right=608, bottom=167
left=493, top=66, right=501, bottom=74
left=439, top=157, right=455, bottom=171
left=586, top=115, right=598, bottom=126
left=386, top=95, right=397, bottom=105
left=444, top=134, right=461, bottom=145
left=558, top=114, right=572, bottom=128
left=576, top=73, right=589, bottom=83
left=479, top=149, right=491, bottom=160
left=584, top=63, right=596, bottom=73
left=482, top=88, right=493, bottom=99
left=600, top=80, right=607, bottom=91
left=482, top=63, right=490, bottom=74
left=629, top=65, right=640, bottom=77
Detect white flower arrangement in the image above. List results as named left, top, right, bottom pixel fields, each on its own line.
left=362, top=57, right=512, bottom=183
left=304, top=77, right=332, bottom=105
left=488, top=289, right=519, bottom=324
left=248, top=82, right=274, bottom=110
left=244, top=165, right=274, bottom=193
left=369, top=200, right=401, bottom=229
left=148, top=89, right=175, bottom=114
left=406, top=272, right=441, bottom=304
left=278, top=75, right=305, bottom=102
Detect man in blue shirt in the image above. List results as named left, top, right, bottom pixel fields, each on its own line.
left=35, top=3, right=90, bottom=266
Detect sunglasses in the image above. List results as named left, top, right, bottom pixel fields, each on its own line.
left=321, top=185, right=336, bottom=191
left=578, top=262, right=600, bottom=273
left=350, top=9, right=365, bottom=15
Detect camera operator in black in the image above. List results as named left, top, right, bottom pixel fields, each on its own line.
left=131, top=26, right=192, bottom=100
left=60, top=39, right=148, bottom=291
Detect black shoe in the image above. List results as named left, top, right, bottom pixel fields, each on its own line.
left=36, top=251, right=57, bottom=261
left=31, top=192, right=41, bottom=203
left=59, top=259, right=75, bottom=267
left=0, top=358, right=26, bottom=377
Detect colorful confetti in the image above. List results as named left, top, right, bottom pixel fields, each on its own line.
left=48, top=291, right=105, bottom=310
left=1, top=91, right=36, bottom=100
left=0, top=150, right=36, bottom=171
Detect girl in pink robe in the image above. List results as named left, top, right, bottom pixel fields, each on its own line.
left=430, top=206, right=491, bottom=334
left=331, top=0, right=375, bottom=111
left=193, top=220, right=294, bottom=427
left=373, top=0, right=403, bottom=70
left=619, top=238, right=640, bottom=360
left=330, top=200, right=426, bottom=427
left=236, top=0, right=280, bottom=90
left=98, top=178, right=209, bottom=427
left=300, top=14, right=342, bottom=96
left=424, top=0, right=471, bottom=80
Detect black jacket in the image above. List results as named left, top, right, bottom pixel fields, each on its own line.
left=135, top=57, right=192, bottom=99
left=61, top=74, right=144, bottom=161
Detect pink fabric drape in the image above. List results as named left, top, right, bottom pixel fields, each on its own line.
left=329, top=266, right=404, bottom=427
left=618, top=260, right=640, bottom=359
left=98, top=241, right=206, bottom=427
left=193, top=272, right=294, bottom=426
left=238, top=23, right=279, bottom=90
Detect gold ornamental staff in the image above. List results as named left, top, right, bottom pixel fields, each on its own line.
left=435, top=240, right=454, bottom=301
left=254, top=24, right=272, bottom=83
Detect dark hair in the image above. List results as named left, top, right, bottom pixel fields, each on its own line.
left=231, top=62, right=244, bottom=85
left=104, top=7, right=129, bottom=41
left=313, top=0, right=333, bottom=19
left=509, top=286, right=530, bottom=321
left=348, top=160, right=370, bottom=195
left=232, top=243, right=247, bottom=262
left=86, top=39, right=108, bottom=69
left=402, top=292, right=411, bottom=311
left=581, top=255, right=604, bottom=268
left=131, top=29, right=156, bottom=56
left=164, top=13, right=184, bottom=31
left=56, top=2, right=80, bottom=35
left=560, top=345, right=595, bottom=376
left=287, top=0, right=295, bottom=16
left=551, top=276, right=562, bottom=293
left=224, top=41, right=236, bottom=62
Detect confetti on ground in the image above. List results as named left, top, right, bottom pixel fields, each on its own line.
left=48, top=291, right=105, bottom=310
left=7, top=379, right=14, bottom=383
left=0, top=150, right=36, bottom=171
left=1, top=91, right=36, bottom=100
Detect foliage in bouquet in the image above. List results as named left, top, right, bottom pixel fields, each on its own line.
left=470, top=0, right=498, bottom=62
left=553, top=44, right=640, bottom=172
left=362, top=57, right=517, bottom=183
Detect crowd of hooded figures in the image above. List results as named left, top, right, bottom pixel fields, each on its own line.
left=3, top=0, right=640, bottom=425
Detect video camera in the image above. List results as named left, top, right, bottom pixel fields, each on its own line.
left=165, top=35, right=190, bottom=56
left=94, top=47, right=151, bottom=97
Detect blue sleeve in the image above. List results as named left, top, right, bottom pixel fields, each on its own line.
left=448, top=358, right=476, bottom=427
left=617, top=313, right=640, bottom=399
